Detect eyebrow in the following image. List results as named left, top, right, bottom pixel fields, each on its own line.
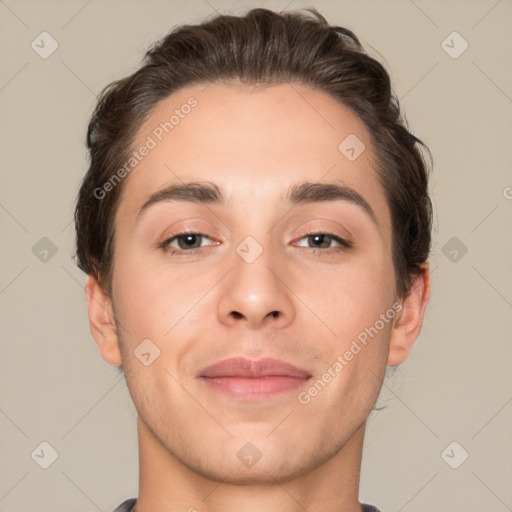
left=137, top=180, right=377, bottom=225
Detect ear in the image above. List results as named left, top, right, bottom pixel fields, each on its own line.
left=387, top=263, right=430, bottom=366
left=85, top=275, right=122, bottom=367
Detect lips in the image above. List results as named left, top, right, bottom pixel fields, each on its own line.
left=198, top=357, right=312, bottom=399
left=199, top=357, right=311, bottom=378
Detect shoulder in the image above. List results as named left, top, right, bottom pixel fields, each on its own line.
left=111, top=499, right=382, bottom=512
left=362, top=503, right=385, bottom=512
left=111, top=498, right=136, bottom=512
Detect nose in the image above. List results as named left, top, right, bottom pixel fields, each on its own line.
left=216, top=240, right=296, bottom=330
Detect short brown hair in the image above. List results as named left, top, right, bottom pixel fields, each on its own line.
left=74, top=7, right=432, bottom=298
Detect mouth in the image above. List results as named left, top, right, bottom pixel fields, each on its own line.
left=198, top=357, right=312, bottom=399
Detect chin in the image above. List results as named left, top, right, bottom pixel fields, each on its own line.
left=191, top=457, right=308, bottom=486
left=178, top=440, right=320, bottom=486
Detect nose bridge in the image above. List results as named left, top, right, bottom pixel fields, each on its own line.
left=216, top=232, right=295, bottom=329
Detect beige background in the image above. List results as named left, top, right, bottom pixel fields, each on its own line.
left=1, top=0, right=511, bottom=511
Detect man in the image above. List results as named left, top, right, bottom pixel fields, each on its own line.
left=75, top=7, right=431, bottom=512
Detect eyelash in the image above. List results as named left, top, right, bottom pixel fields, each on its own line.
left=159, top=230, right=352, bottom=256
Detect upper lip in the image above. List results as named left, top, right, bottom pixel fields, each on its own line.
left=199, top=357, right=312, bottom=379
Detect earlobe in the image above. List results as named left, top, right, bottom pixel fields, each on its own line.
left=85, top=275, right=123, bottom=367
left=387, top=263, right=430, bottom=366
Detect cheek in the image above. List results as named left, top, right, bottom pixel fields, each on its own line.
left=299, top=249, right=395, bottom=337
left=111, top=251, right=217, bottom=381
left=112, top=248, right=185, bottom=333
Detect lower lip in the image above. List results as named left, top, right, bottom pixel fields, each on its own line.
left=200, top=376, right=310, bottom=399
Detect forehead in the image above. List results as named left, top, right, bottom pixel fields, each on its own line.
left=135, top=81, right=370, bottom=168
left=117, top=81, right=390, bottom=231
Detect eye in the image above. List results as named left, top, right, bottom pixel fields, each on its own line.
left=159, top=231, right=351, bottom=256
left=160, top=232, right=217, bottom=254
left=295, top=232, right=352, bottom=253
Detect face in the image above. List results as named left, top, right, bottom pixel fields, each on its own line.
left=102, top=81, right=405, bottom=483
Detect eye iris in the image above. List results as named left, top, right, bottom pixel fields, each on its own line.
left=178, top=234, right=201, bottom=249
left=310, top=234, right=331, bottom=248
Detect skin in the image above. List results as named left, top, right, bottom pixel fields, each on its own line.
left=86, top=81, right=430, bottom=512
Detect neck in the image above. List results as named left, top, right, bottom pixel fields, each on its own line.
left=134, top=416, right=366, bottom=512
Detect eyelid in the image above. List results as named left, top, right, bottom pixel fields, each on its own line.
left=159, top=221, right=222, bottom=243
left=293, top=231, right=352, bottom=249
left=289, top=216, right=353, bottom=238
left=298, top=228, right=350, bottom=241
left=294, top=221, right=353, bottom=244
left=160, top=230, right=218, bottom=248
